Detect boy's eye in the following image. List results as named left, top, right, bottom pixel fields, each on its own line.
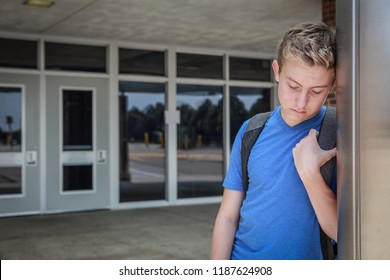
left=288, top=84, right=298, bottom=90
left=312, top=90, right=322, bottom=94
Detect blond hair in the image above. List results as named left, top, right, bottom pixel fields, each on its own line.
left=277, top=22, right=336, bottom=77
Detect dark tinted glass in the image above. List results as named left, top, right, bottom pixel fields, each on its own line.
left=229, top=57, right=271, bottom=81
left=0, top=38, right=38, bottom=69
left=45, top=42, right=106, bottom=72
left=63, top=165, right=93, bottom=191
left=63, top=89, right=93, bottom=151
left=177, top=53, right=223, bottom=79
left=119, top=48, right=165, bottom=76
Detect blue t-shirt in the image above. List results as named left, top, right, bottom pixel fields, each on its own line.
left=223, top=106, right=336, bottom=260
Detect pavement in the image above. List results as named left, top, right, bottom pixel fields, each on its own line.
left=0, top=203, right=220, bottom=260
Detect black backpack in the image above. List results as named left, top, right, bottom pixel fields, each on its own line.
left=240, top=106, right=336, bottom=259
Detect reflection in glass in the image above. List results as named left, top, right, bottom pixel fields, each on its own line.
left=63, top=89, right=93, bottom=151
left=63, top=165, right=93, bottom=191
left=230, top=87, right=271, bottom=143
left=0, top=167, right=22, bottom=195
left=119, top=82, right=166, bottom=202
left=177, top=84, right=223, bottom=198
left=0, top=87, right=22, bottom=152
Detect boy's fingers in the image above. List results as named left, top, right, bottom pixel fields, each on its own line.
left=323, top=147, right=337, bottom=164
left=309, top=128, right=319, bottom=138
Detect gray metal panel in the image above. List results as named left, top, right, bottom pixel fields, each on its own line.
left=359, top=0, right=390, bottom=259
left=337, top=0, right=390, bottom=259
left=336, top=0, right=360, bottom=260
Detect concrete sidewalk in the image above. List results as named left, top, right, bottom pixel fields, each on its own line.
left=0, top=204, right=220, bottom=260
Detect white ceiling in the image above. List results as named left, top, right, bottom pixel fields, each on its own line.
left=0, top=0, right=321, bottom=56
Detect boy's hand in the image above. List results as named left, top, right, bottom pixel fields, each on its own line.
left=292, top=129, right=336, bottom=180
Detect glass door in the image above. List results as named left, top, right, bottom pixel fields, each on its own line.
left=45, top=76, right=110, bottom=212
left=0, top=74, right=41, bottom=216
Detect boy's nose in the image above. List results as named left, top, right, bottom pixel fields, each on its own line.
left=296, top=92, right=309, bottom=109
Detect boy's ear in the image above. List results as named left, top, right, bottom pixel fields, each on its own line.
left=272, top=60, right=280, bottom=82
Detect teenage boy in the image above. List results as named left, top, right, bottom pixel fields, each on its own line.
left=210, top=22, right=337, bottom=260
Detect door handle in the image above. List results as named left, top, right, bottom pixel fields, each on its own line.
left=97, top=149, right=107, bottom=164
left=26, top=151, right=38, bottom=166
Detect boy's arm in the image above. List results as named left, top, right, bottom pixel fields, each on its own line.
left=210, top=188, right=244, bottom=259
left=292, top=129, right=337, bottom=241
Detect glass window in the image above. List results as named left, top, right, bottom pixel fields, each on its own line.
left=63, top=89, right=93, bottom=151
left=119, top=48, right=166, bottom=76
left=118, top=81, right=166, bottom=202
left=229, top=57, right=271, bottom=81
left=230, top=87, right=271, bottom=142
left=0, top=167, right=22, bottom=195
left=0, top=38, right=38, bottom=69
left=177, top=53, right=223, bottom=79
left=0, top=87, right=22, bottom=152
left=45, top=42, right=106, bottom=72
left=177, top=84, right=224, bottom=198
left=63, top=165, right=93, bottom=191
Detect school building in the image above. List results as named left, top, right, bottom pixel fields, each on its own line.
left=2, top=0, right=390, bottom=260
left=0, top=0, right=331, bottom=216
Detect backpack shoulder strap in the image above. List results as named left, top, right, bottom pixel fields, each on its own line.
left=318, top=106, right=337, bottom=260
left=318, top=106, right=336, bottom=185
left=241, top=111, right=272, bottom=194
